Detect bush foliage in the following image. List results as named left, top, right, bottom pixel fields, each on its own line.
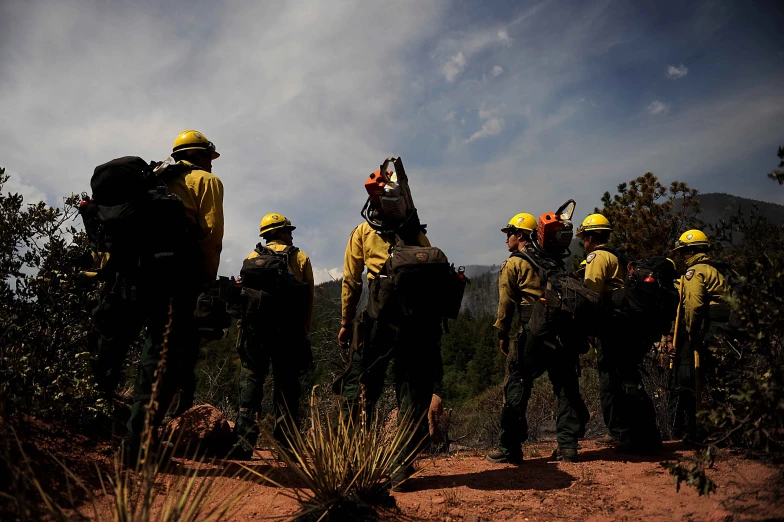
left=0, top=169, right=103, bottom=422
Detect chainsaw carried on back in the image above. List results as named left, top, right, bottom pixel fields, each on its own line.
left=532, top=199, right=576, bottom=258
left=518, top=199, right=604, bottom=340
left=361, top=156, right=420, bottom=234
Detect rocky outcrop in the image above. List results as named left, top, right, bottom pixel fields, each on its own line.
left=161, top=404, right=234, bottom=456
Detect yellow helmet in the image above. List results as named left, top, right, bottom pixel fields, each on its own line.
left=259, top=213, right=295, bottom=237
left=673, top=229, right=710, bottom=251
left=501, top=213, right=537, bottom=234
left=172, top=130, right=220, bottom=159
left=576, top=213, right=612, bottom=238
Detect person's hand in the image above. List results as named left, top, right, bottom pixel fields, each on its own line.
left=338, top=324, right=351, bottom=348
left=499, top=338, right=509, bottom=357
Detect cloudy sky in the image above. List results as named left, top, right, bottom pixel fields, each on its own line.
left=2, top=0, right=783, bottom=282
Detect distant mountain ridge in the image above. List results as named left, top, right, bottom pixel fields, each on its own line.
left=466, top=192, right=784, bottom=282
left=696, top=193, right=784, bottom=226
left=320, top=193, right=784, bottom=317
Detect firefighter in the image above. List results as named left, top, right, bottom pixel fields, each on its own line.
left=231, top=213, right=314, bottom=459
left=668, top=230, right=729, bottom=443
left=335, top=183, right=439, bottom=492
left=122, top=130, right=224, bottom=467
left=577, top=213, right=661, bottom=452
left=486, top=213, right=589, bottom=464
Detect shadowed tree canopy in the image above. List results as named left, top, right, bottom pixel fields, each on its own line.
left=596, top=172, right=702, bottom=259
left=768, top=146, right=784, bottom=185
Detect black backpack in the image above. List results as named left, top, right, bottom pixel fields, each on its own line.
left=599, top=247, right=680, bottom=341
left=367, top=236, right=466, bottom=324
left=79, top=156, right=195, bottom=285
left=517, top=250, right=603, bottom=340
left=239, top=245, right=309, bottom=328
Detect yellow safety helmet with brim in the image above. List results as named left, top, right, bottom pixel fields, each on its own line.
left=672, top=229, right=710, bottom=251
left=173, top=130, right=220, bottom=159
left=259, top=213, right=296, bottom=237
left=576, top=213, right=612, bottom=238
left=501, top=213, right=537, bottom=234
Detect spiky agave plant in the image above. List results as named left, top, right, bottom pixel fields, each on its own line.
left=251, top=386, right=426, bottom=520
left=2, top=303, right=255, bottom=522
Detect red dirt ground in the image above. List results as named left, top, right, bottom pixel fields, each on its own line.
left=214, top=440, right=784, bottom=521
left=9, top=420, right=784, bottom=522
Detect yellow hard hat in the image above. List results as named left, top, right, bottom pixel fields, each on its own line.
left=672, top=229, right=710, bottom=251
left=259, top=213, right=295, bottom=237
left=576, top=213, right=612, bottom=238
left=172, top=130, right=220, bottom=159
left=501, top=213, right=537, bottom=234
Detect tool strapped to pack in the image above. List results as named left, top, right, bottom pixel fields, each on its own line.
left=366, top=235, right=466, bottom=325
left=596, top=246, right=680, bottom=342
left=78, top=156, right=197, bottom=289
left=515, top=249, right=603, bottom=340
left=239, top=244, right=309, bottom=329
left=195, top=276, right=237, bottom=340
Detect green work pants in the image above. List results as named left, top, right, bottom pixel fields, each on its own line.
left=497, top=327, right=589, bottom=456
left=337, top=316, right=443, bottom=472
left=597, top=326, right=661, bottom=448
left=90, top=272, right=146, bottom=394
left=668, top=319, right=729, bottom=441
left=234, top=323, right=304, bottom=448
left=125, top=286, right=201, bottom=447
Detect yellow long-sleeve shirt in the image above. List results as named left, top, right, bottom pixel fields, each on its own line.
left=681, top=253, right=728, bottom=336
left=493, top=251, right=544, bottom=338
left=246, top=239, right=315, bottom=332
left=164, top=160, right=224, bottom=284
left=341, top=222, right=430, bottom=322
left=583, top=247, right=625, bottom=294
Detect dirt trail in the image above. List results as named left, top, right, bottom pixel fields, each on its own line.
left=217, top=441, right=783, bottom=521
left=16, top=421, right=784, bottom=521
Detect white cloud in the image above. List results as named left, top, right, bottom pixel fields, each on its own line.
left=491, top=65, right=504, bottom=77
left=442, top=52, right=467, bottom=82
left=0, top=0, right=447, bottom=276
left=478, top=107, right=497, bottom=119
left=1, top=168, right=46, bottom=203
left=312, top=266, right=343, bottom=285
left=1, top=0, right=783, bottom=279
left=465, top=117, right=505, bottom=143
left=443, top=110, right=457, bottom=122
left=666, top=63, right=689, bottom=79
left=648, top=100, right=670, bottom=115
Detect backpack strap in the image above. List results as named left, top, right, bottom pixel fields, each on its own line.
left=511, top=250, right=554, bottom=286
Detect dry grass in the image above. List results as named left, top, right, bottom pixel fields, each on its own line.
left=0, top=303, right=255, bottom=521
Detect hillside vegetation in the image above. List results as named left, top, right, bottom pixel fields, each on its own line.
left=2, top=149, right=784, bottom=518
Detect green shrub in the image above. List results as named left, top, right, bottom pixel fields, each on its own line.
left=0, top=170, right=103, bottom=423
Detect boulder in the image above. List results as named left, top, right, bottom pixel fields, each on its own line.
left=161, top=404, right=234, bottom=456
left=428, top=394, right=451, bottom=453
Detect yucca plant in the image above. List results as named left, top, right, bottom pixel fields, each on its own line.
left=249, top=386, right=426, bottom=520
left=1, top=304, right=255, bottom=521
